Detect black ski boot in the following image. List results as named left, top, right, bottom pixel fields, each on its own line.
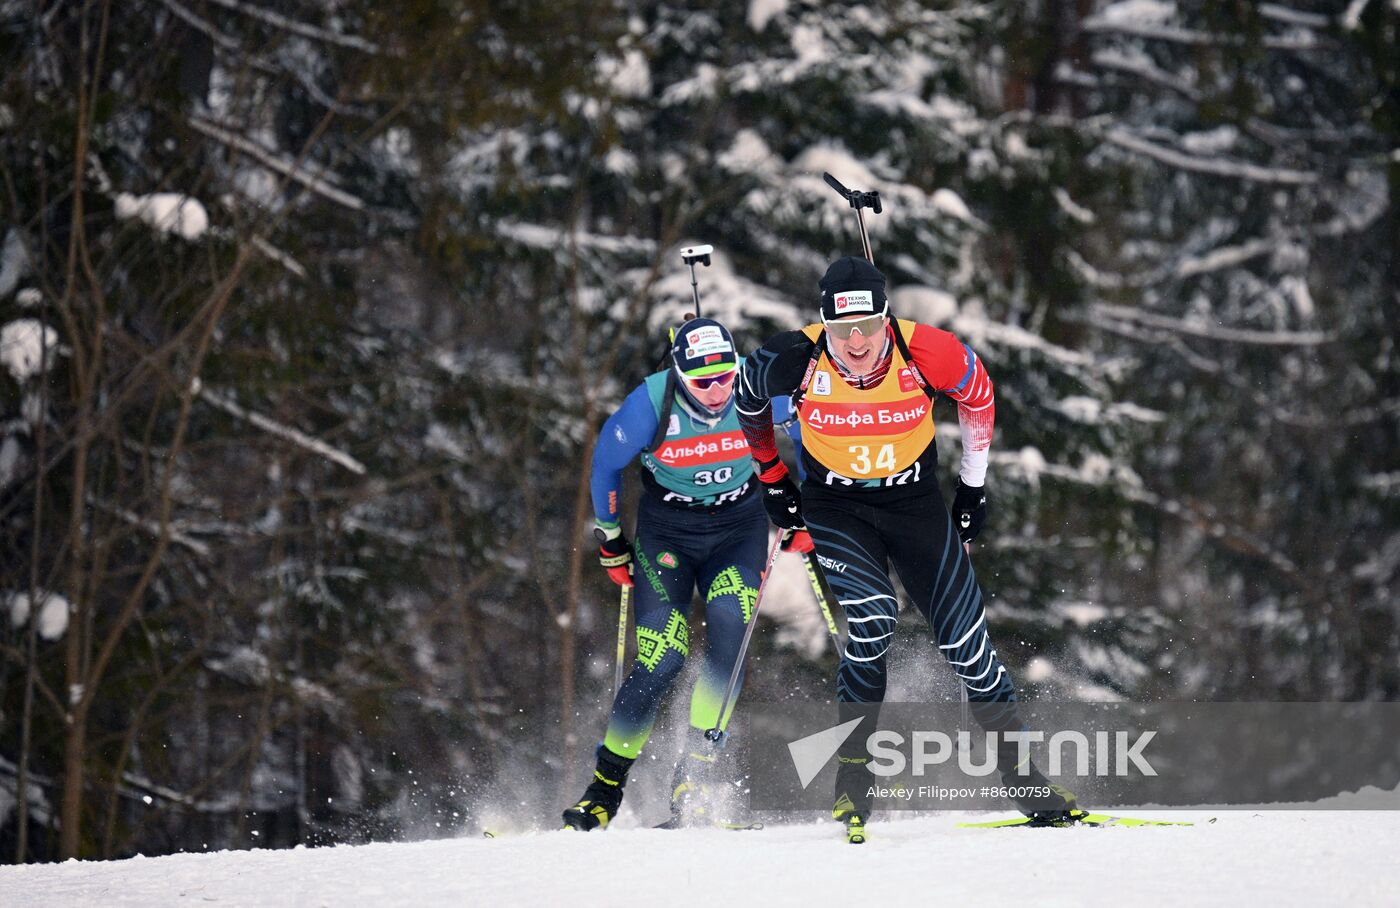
left=833, top=754, right=873, bottom=844
left=831, top=704, right=878, bottom=843
left=997, top=738, right=1081, bottom=825
left=562, top=746, right=635, bottom=831
left=665, top=729, right=723, bottom=829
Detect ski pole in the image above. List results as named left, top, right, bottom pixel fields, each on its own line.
left=959, top=542, right=971, bottom=745
left=800, top=548, right=841, bottom=653
left=822, top=173, right=882, bottom=265
left=614, top=584, right=631, bottom=699
left=704, top=531, right=785, bottom=743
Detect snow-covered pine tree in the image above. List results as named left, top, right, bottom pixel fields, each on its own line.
left=1054, top=0, right=1399, bottom=698
left=0, top=0, right=618, bottom=858
left=594, top=1, right=1145, bottom=696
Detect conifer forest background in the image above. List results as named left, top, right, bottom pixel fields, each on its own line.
left=1, top=0, right=1397, bottom=862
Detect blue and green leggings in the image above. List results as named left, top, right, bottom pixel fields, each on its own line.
left=602, top=493, right=767, bottom=760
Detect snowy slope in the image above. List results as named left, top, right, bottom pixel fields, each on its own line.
left=4, top=812, right=1397, bottom=907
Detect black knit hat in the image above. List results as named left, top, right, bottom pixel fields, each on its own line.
left=819, top=256, right=888, bottom=321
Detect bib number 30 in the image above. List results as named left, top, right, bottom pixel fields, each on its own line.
left=694, top=467, right=734, bottom=486
left=848, top=444, right=895, bottom=475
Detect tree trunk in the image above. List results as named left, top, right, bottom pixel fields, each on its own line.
left=57, top=0, right=106, bottom=861
left=60, top=705, right=90, bottom=858
left=16, top=291, right=54, bottom=863
left=15, top=620, right=38, bottom=863
left=559, top=437, right=596, bottom=792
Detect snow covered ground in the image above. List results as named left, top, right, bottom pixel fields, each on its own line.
left=4, top=811, right=1397, bottom=907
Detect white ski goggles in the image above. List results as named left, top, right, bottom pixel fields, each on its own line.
left=823, top=310, right=888, bottom=339
left=680, top=368, right=738, bottom=391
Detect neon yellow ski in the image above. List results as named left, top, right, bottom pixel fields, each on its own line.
left=959, top=811, right=1198, bottom=829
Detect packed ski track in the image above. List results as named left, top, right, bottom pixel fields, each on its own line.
left=4, top=811, right=1397, bottom=906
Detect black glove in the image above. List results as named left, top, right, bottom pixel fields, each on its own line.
left=951, top=479, right=987, bottom=545
left=593, top=523, right=634, bottom=588
left=756, top=458, right=805, bottom=530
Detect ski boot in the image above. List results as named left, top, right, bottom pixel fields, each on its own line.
left=833, top=755, right=872, bottom=844
left=666, top=727, right=755, bottom=829
left=997, top=740, right=1081, bottom=826
left=842, top=811, right=868, bottom=845
left=659, top=728, right=764, bottom=831
left=664, top=730, right=721, bottom=828
left=562, top=746, right=635, bottom=831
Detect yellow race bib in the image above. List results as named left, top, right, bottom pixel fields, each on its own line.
left=796, top=321, right=936, bottom=480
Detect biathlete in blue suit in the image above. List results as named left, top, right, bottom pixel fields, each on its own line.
left=563, top=318, right=807, bottom=831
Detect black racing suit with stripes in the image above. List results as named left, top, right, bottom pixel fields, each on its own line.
left=736, top=325, right=1066, bottom=818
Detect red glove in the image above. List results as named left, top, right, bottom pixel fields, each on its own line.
left=594, top=524, right=634, bottom=588
left=781, top=528, right=815, bottom=554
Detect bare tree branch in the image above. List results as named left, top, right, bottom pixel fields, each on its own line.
left=204, top=0, right=383, bottom=55
left=1091, top=303, right=1335, bottom=345
left=189, top=116, right=367, bottom=211
left=196, top=384, right=367, bottom=475
left=1105, top=129, right=1319, bottom=185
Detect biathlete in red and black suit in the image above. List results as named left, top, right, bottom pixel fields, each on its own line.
left=734, top=256, right=1077, bottom=831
